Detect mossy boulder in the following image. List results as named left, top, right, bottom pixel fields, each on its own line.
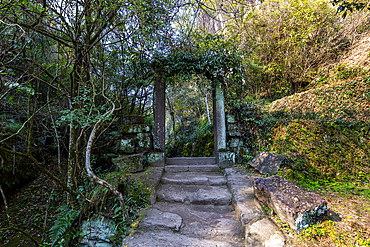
left=112, top=154, right=144, bottom=173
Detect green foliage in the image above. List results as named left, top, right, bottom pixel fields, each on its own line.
left=156, top=32, right=245, bottom=88
left=332, top=0, right=370, bottom=18
left=166, top=119, right=214, bottom=157
left=336, top=66, right=366, bottom=80
left=271, top=120, right=370, bottom=183
left=228, top=0, right=369, bottom=98
left=48, top=205, right=80, bottom=247
left=90, top=172, right=150, bottom=223
left=301, top=220, right=370, bottom=246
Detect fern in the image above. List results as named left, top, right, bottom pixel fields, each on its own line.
left=48, top=205, right=80, bottom=246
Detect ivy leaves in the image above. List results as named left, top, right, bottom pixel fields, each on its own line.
left=154, top=32, right=244, bottom=86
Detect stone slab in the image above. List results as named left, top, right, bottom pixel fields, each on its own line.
left=161, top=172, right=226, bottom=186
left=250, top=152, right=287, bottom=175
left=253, top=175, right=327, bottom=232
left=166, top=157, right=216, bottom=165
left=138, top=208, right=182, bottom=231
left=157, top=184, right=232, bottom=205
left=153, top=78, right=165, bottom=152
left=164, top=165, right=219, bottom=173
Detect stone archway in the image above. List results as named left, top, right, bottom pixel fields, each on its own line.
left=152, top=75, right=235, bottom=168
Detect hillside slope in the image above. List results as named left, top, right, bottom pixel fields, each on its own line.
left=261, top=32, right=370, bottom=247
left=267, top=32, right=370, bottom=121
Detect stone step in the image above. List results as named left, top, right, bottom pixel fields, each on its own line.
left=166, top=157, right=216, bottom=166
left=165, top=164, right=219, bottom=173
left=157, top=184, right=232, bottom=205
left=137, top=208, right=183, bottom=232
left=161, top=172, right=226, bottom=186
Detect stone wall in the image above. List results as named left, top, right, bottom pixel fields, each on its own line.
left=226, top=113, right=244, bottom=154
left=112, top=116, right=165, bottom=173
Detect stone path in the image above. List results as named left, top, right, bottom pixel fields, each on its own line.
left=123, top=159, right=285, bottom=247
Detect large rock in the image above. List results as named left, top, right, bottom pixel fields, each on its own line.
left=253, top=176, right=327, bottom=232
left=112, top=154, right=144, bottom=173
left=250, top=152, right=287, bottom=175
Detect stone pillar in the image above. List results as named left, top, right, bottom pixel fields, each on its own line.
left=213, top=84, right=227, bottom=152
left=213, top=83, right=235, bottom=168
left=153, top=75, right=166, bottom=166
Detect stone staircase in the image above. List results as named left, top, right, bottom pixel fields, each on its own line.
left=164, top=157, right=219, bottom=172
left=122, top=158, right=286, bottom=247
left=123, top=157, right=244, bottom=247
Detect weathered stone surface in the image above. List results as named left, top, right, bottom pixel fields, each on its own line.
left=154, top=203, right=242, bottom=245
left=112, top=154, right=144, bottom=173
left=253, top=176, right=327, bottom=232
left=164, top=164, right=219, bottom=173
left=157, top=184, right=232, bottom=205
left=225, top=168, right=285, bottom=247
left=121, top=115, right=143, bottom=125
left=246, top=218, right=285, bottom=247
left=146, top=152, right=165, bottom=167
left=226, top=114, right=236, bottom=123
left=250, top=152, right=287, bottom=175
left=214, top=85, right=227, bottom=152
left=79, top=215, right=116, bottom=247
left=138, top=208, right=182, bottom=231
left=228, top=123, right=242, bottom=137
left=224, top=168, right=262, bottom=226
left=119, top=124, right=151, bottom=134
left=166, top=157, right=216, bottom=165
left=161, top=172, right=226, bottom=186
left=217, top=152, right=235, bottom=168
left=122, top=230, right=240, bottom=247
left=229, top=138, right=242, bottom=148
left=117, top=134, right=152, bottom=154
left=153, top=78, right=165, bottom=152
left=117, top=137, right=136, bottom=153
